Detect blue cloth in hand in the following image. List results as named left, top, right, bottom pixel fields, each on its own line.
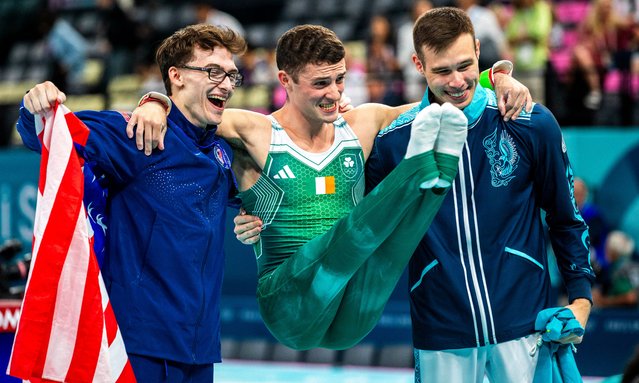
left=532, top=307, right=584, bottom=383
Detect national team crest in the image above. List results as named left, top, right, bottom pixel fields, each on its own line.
left=340, top=154, right=358, bottom=179
left=213, top=144, right=232, bottom=169
left=483, top=128, right=519, bottom=187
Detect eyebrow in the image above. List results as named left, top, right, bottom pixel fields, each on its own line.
left=310, top=70, right=347, bottom=81
left=201, top=63, right=239, bottom=73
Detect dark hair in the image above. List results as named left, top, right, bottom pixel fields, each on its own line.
left=156, top=24, right=247, bottom=95
left=413, top=7, right=476, bottom=62
left=275, top=24, right=345, bottom=81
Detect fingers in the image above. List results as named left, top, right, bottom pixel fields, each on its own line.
left=126, top=114, right=138, bottom=139
left=153, top=124, right=166, bottom=150
left=499, top=89, right=528, bottom=122
left=233, top=212, right=263, bottom=245
left=24, top=81, right=66, bottom=115
left=135, top=118, right=146, bottom=151
left=557, top=334, right=583, bottom=345
left=236, top=227, right=261, bottom=245
left=130, top=102, right=169, bottom=154
left=144, top=119, right=153, bottom=156
left=524, top=93, right=533, bottom=113
left=339, top=95, right=353, bottom=113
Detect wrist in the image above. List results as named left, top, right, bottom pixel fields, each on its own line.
left=479, top=60, right=514, bottom=90
left=492, top=60, right=514, bottom=76
left=138, top=91, right=172, bottom=115
left=571, top=297, right=593, bottom=308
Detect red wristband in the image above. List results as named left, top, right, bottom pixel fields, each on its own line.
left=137, top=92, right=172, bottom=114
left=139, top=94, right=168, bottom=112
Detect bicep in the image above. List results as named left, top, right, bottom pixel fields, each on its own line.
left=220, top=109, right=269, bottom=143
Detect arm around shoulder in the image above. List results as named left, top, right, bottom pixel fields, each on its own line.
left=218, top=108, right=271, bottom=146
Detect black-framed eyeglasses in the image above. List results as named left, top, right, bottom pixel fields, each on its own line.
left=179, top=65, right=244, bottom=87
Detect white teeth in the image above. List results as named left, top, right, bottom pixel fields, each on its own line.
left=319, top=102, right=336, bottom=111
left=450, top=91, right=464, bottom=97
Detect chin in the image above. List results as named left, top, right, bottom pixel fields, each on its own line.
left=320, top=109, right=338, bottom=119
left=210, top=112, right=224, bottom=125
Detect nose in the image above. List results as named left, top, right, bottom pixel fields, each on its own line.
left=448, top=71, right=465, bottom=88
left=327, top=82, right=342, bottom=101
left=217, top=74, right=234, bottom=92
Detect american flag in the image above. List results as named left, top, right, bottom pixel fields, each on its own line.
left=7, top=104, right=136, bottom=383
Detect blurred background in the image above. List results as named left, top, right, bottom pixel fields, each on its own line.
left=1, top=0, right=639, bottom=381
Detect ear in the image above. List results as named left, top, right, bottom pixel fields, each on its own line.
left=475, top=38, right=481, bottom=60
left=168, top=66, right=183, bottom=91
left=277, top=70, right=291, bottom=89
left=412, top=53, right=425, bottom=75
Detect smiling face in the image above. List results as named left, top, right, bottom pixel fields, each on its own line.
left=281, top=59, right=346, bottom=125
left=170, top=46, right=238, bottom=128
left=413, top=33, right=480, bottom=109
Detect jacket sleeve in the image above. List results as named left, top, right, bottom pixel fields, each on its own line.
left=365, top=121, right=411, bottom=195
left=16, top=101, right=42, bottom=153
left=73, top=110, right=157, bottom=185
left=364, top=139, right=387, bottom=195
left=17, top=101, right=151, bottom=184
left=532, top=105, right=595, bottom=303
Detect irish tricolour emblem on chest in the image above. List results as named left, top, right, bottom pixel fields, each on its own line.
left=483, top=128, right=519, bottom=187
left=340, top=154, right=358, bottom=179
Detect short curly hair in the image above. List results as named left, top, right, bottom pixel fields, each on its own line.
left=275, top=24, right=345, bottom=81
left=156, top=24, right=247, bottom=95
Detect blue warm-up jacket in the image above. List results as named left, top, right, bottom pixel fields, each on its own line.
left=17, top=103, right=235, bottom=364
left=366, top=86, right=595, bottom=351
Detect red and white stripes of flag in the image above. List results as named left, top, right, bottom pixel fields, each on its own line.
left=8, top=104, right=136, bottom=383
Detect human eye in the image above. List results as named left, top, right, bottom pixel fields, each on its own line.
left=336, top=74, right=346, bottom=83
left=458, top=62, right=472, bottom=71
left=433, top=69, right=451, bottom=75
left=208, top=67, right=225, bottom=79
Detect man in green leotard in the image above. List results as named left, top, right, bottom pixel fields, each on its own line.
left=131, top=25, right=531, bottom=350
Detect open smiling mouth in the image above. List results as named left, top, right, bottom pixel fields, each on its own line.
left=208, top=95, right=227, bottom=109
left=319, top=102, right=336, bottom=112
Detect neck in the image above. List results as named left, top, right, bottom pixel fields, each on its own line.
left=273, top=104, right=335, bottom=152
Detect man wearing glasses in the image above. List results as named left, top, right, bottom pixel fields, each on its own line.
left=15, top=24, right=246, bottom=382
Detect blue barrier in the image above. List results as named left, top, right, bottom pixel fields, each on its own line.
left=2, top=128, right=639, bottom=380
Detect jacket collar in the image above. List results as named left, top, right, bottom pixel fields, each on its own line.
left=168, top=105, right=218, bottom=147
left=418, top=85, right=488, bottom=127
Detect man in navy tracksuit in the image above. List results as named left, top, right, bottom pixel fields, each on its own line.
left=17, top=24, right=247, bottom=382
left=365, top=8, right=594, bottom=382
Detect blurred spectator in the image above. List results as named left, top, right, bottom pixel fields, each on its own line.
left=238, top=44, right=277, bottom=87
left=456, top=0, right=510, bottom=71
left=396, top=0, right=433, bottom=102
left=96, top=0, right=151, bottom=91
left=505, top=0, right=553, bottom=104
left=47, top=17, right=88, bottom=90
left=35, top=9, right=87, bottom=93
left=344, top=42, right=369, bottom=107
left=365, top=14, right=404, bottom=105
left=366, top=72, right=405, bottom=105
left=138, top=60, right=165, bottom=95
left=620, top=344, right=639, bottom=383
left=593, top=231, right=639, bottom=308
left=195, top=2, right=245, bottom=37
left=366, top=14, right=400, bottom=77
left=565, top=0, right=636, bottom=125
left=574, top=177, right=610, bottom=274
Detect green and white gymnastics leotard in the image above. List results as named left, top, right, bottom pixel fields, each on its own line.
left=239, top=115, right=454, bottom=350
